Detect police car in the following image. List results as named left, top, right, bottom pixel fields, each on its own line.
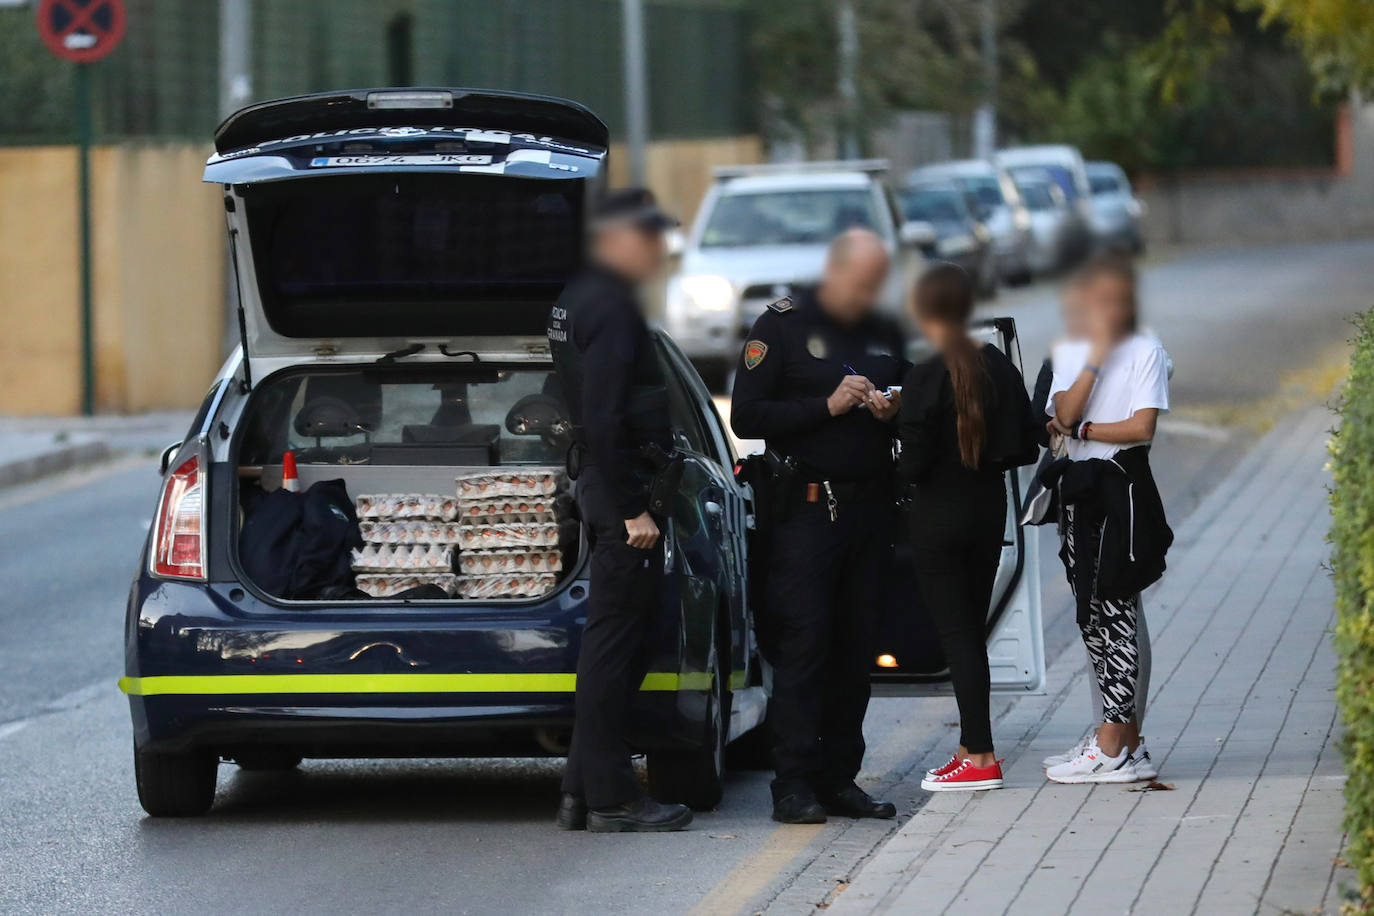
left=122, top=88, right=1045, bottom=818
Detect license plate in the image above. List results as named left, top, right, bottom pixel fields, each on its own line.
left=309, top=154, right=494, bottom=167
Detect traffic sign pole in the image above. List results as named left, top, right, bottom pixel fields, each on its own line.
left=36, top=0, right=126, bottom=416
left=75, top=62, right=93, bottom=416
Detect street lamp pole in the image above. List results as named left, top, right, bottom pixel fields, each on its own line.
left=837, top=0, right=859, bottom=160
left=621, top=0, right=649, bottom=185
left=974, top=0, right=998, bottom=159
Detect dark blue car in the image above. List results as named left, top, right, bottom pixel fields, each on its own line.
left=123, top=88, right=1046, bottom=818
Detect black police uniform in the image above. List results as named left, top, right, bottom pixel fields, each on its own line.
left=730, top=289, right=907, bottom=807
left=548, top=262, right=672, bottom=811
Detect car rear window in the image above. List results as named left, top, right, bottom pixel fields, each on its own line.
left=899, top=187, right=967, bottom=223
left=701, top=189, right=879, bottom=247
left=1089, top=172, right=1124, bottom=195
left=238, top=366, right=569, bottom=468
left=242, top=173, right=583, bottom=338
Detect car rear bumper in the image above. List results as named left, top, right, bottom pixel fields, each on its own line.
left=124, top=577, right=709, bottom=756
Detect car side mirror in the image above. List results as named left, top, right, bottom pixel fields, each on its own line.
left=159, top=440, right=184, bottom=476
left=900, top=220, right=937, bottom=248
left=664, top=227, right=686, bottom=259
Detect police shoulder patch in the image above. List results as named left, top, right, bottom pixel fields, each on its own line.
left=766, top=296, right=793, bottom=314
left=743, top=340, right=768, bottom=370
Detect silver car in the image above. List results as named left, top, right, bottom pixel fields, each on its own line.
left=664, top=161, right=924, bottom=387
left=1012, top=170, right=1074, bottom=275
left=906, top=159, right=1033, bottom=285
left=1086, top=161, right=1145, bottom=253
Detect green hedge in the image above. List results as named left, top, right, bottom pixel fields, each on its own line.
left=1331, top=311, right=1374, bottom=908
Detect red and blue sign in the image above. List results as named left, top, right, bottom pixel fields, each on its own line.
left=36, top=0, right=126, bottom=64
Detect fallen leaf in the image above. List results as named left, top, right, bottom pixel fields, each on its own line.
left=709, top=833, right=738, bottom=840
left=1127, top=781, right=1175, bottom=792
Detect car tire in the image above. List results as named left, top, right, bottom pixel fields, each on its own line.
left=134, top=742, right=217, bottom=817
left=647, top=633, right=730, bottom=811
left=233, top=751, right=303, bottom=771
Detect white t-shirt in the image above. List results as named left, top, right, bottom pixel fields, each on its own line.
left=1047, top=333, right=1170, bottom=460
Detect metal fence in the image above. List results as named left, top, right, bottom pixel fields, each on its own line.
left=0, top=0, right=755, bottom=145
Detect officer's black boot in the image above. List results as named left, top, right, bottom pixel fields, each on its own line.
left=554, top=793, right=588, bottom=831
left=586, top=796, right=693, bottom=833
left=817, top=783, right=896, bottom=819
left=771, top=791, right=828, bottom=824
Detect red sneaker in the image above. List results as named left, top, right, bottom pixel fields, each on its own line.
left=920, top=758, right=1004, bottom=792
left=925, top=754, right=963, bottom=779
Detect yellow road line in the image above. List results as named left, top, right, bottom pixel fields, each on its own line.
left=686, top=823, right=825, bottom=916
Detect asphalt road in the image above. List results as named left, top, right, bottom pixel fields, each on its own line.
left=0, top=240, right=1367, bottom=916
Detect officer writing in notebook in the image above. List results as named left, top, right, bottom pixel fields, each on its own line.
left=730, top=228, right=907, bottom=824
left=547, top=188, right=692, bottom=833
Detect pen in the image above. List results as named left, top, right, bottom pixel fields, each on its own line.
left=843, top=364, right=859, bottom=375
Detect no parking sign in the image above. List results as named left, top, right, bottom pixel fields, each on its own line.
left=36, top=0, right=126, bottom=64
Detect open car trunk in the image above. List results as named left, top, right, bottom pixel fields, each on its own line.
left=233, top=363, right=582, bottom=605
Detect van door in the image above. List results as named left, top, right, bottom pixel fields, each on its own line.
left=872, top=316, right=1046, bottom=696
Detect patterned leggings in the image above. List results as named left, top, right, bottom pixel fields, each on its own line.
left=1064, top=505, right=1141, bottom=725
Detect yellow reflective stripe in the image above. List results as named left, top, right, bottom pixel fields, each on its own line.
left=728, top=671, right=748, bottom=690
left=117, top=672, right=715, bottom=696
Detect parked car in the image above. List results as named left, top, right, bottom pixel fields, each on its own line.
left=121, top=88, right=764, bottom=817
left=995, top=145, right=1095, bottom=268
left=895, top=179, right=998, bottom=298
left=663, top=161, right=924, bottom=389
left=1012, top=170, right=1074, bottom=275
left=1086, top=160, right=1145, bottom=253
left=121, top=89, right=1046, bottom=818
left=906, top=159, right=1033, bottom=285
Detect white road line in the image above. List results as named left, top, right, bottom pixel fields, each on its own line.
left=0, top=721, right=29, bottom=742
left=1156, top=417, right=1234, bottom=441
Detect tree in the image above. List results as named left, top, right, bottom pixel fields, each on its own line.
left=1240, top=0, right=1374, bottom=94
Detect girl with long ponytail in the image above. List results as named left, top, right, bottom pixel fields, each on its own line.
left=899, top=263, right=1039, bottom=792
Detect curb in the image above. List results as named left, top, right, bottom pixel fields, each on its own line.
left=0, top=440, right=111, bottom=489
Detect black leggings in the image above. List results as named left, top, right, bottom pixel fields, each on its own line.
left=910, top=482, right=1006, bottom=755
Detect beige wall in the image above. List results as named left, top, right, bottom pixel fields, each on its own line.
left=0, top=135, right=758, bottom=416
left=0, top=144, right=224, bottom=416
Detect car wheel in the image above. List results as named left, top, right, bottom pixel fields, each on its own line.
left=233, top=751, right=303, bottom=771
left=646, top=635, right=730, bottom=811
left=134, top=742, right=217, bottom=817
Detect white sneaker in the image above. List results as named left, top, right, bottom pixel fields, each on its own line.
left=1045, top=738, right=1131, bottom=784
left=1126, top=742, right=1158, bottom=781
left=1041, top=730, right=1094, bottom=769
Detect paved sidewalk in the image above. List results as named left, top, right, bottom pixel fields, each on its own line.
left=829, top=406, right=1353, bottom=916
left=0, top=411, right=190, bottom=487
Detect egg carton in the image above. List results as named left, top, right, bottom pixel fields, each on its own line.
left=355, top=493, right=459, bottom=521
left=455, top=549, right=563, bottom=576
left=456, top=522, right=561, bottom=550
left=355, top=574, right=458, bottom=598
left=455, top=573, right=558, bottom=599
left=359, top=520, right=463, bottom=546
left=457, top=497, right=557, bottom=525
left=351, top=544, right=454, bottom=573
left=455, top=467, right=562, bottom=499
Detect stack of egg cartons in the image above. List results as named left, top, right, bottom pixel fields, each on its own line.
left=351, top=494, right=462, bottom=597
left=453, top=468, right=564, bottom=599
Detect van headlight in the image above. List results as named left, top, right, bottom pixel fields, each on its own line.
left=675, top=274, right=735, bottom=313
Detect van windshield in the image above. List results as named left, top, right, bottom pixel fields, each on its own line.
left=701, top=189, right=879, bottom=247
left=243, top=173, right=584, bottom=338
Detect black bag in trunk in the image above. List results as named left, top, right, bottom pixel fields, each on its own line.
left=240, top=478, right=363, bottom=599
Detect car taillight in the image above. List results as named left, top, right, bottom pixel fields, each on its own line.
left=151, top=454, right=205, bottom=580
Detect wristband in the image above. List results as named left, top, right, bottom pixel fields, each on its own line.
left=1081, top=421, right=1093, bottom=441
left=1083, top=364, right=1101, bottom=376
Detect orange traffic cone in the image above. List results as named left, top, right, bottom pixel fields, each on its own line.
left=282, top=450, right=300, bottom=492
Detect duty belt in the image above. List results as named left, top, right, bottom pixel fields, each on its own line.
left=795, top=476, right=893, bottom=522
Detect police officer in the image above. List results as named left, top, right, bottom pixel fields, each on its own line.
left=731, top=228, right=907, bottom=824
left=547, top=188, right=693, bottom=833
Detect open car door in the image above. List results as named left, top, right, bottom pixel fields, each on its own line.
left=871, top=316, right=1046, bottom=696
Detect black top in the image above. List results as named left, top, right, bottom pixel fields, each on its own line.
left=548, top=263, right=671, bottom=519
left=898, top=343, right=1040, bottom=489
left=730, top=290, right=908, bottom=481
